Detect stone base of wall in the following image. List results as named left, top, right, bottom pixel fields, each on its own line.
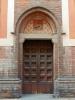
left=0, top=78, right=21, bottom=98
left=54, top=76, right=75, bottom=97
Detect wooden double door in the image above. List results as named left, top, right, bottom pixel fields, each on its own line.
left=23, top=40, right=53, bottom=94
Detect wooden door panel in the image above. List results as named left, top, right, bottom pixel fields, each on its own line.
left=23, top=83, right=32, bottom=94
left=37, top=83, right=53, bottom=93
left=23, top=40, right=53, bottom=94
left=32, top=83, right=37, bottom=93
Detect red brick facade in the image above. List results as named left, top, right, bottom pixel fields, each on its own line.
left=0, top=0, right=75, bottom=98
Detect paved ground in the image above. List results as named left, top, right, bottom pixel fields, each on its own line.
left=0, top=94, right=75, bottom=100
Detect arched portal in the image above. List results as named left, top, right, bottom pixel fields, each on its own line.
left=18, top=11, right=57, bottom=34
left=15, top=7, right=60, bottom=94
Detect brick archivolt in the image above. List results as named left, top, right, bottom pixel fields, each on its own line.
left=15, top=7, right=60, bottom=35
left=18, top=11, right=57, bottom=35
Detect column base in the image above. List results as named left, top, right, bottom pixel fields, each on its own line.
left=54, top=76, right=75, bottom=97
left=0, top=78, right=22, bottom=98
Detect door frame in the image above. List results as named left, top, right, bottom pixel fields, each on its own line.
left=18, top=34, right=59, bottom=94
left=15, top=7, right=62, bottom=95
left=22, top=40, right=54, bottom=94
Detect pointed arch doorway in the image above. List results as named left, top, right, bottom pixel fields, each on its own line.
left=15, top=7, right=60, bottom=94
left=23, top=40, right=53, bottom=94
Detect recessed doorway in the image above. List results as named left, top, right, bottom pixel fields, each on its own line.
left=22, top=40, right=53, bottom=94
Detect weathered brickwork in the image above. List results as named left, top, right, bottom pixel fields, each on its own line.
left=0, top=79, right=21, bottom=98
left=0, top=46, right=21, bottom=98
left=55, top=76, right=75, bottom=97
left=64, top=47, right=75, bottom=76
left=54, top=46, right=75, bottom=97
left=0, top=47, right=17, bottom=78
left=15, top=0, right=62, bottom=26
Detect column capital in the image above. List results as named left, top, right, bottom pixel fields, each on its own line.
left=51, top=34, right=59, bottom=43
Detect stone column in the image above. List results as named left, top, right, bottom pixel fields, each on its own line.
left=19, top=34, right=26, bottom=79
left=51, top=34, right=60, bottom=79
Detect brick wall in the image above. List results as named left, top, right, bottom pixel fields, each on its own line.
left=14, top=0, right=62, bottom=26
left=0, top=47, right=17, bottom=78
left=62, top=46, right=75, bottom=76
